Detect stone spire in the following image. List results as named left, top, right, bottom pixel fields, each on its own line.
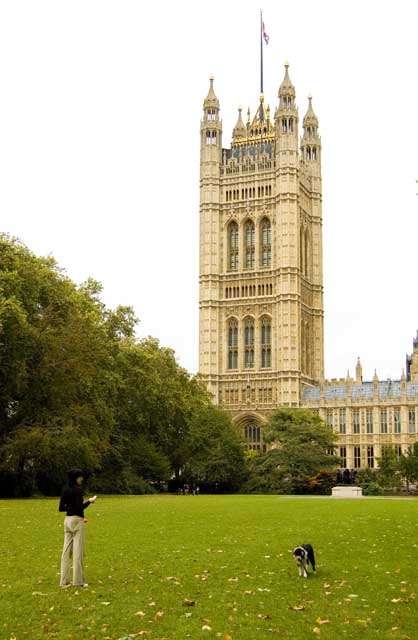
left=303, top=95, right=318, bottom=129
left=356, top=357, right=363, bottom=384
left=232, top=106, right=247, bottom=142
left=278, top=62, right=296, bottom=104
left=203, top=76, right=219, bottom=111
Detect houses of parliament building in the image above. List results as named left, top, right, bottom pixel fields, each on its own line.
left=198, top=64, right=418, bottom=470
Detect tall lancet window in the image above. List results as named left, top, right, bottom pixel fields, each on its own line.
left=228, top=222, right=239, bottom=271
left=304, top=230, right=309, bottom=278
left=228, top=318, right=238, bottom=370
left=244, top=317, right=254, bottom=369
left=261, top=316, right=271, bottom=368
left=261, top=218, right=271, bottom=267
left=245, top=220, right=255, bottom=269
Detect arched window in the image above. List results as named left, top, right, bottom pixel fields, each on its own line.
left=245, top=220, right=255, bottom=269
left=211, top=131, right=217, bottom=144
left=228, top=318, right=238, bottom=369
left=301, top=321, right=306, bottom=372
left=244, top=424, right=261, bottom=450
left=260, top=218, right=271, bottom=267
left=228, top=222, right=239, bottom=271
left=261, top=316, right=271, bottom=368
left=244, top=317, right=254, bottom=369
left=304, top=229, right=309, bottom=277
left=300, top=226, right=305, bottom=274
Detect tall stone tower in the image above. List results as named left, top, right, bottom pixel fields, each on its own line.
left=199, top=65, right=324, bottom=448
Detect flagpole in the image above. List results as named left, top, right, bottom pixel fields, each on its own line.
left=260, top=10, right=264, bottom=95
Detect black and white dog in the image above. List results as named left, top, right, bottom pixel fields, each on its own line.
left=292, top=544, right=316, bottom=578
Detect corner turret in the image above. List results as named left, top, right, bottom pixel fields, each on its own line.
left=275, top=63, right=299, bottom=155
left=301, top=95, right=321, bottom=165
left=200, top=76, right=222, bottom=162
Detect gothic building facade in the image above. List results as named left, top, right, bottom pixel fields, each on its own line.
left=198, top=65, right=418, bottom=467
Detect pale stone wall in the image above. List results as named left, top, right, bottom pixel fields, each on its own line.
left=199, top=69, right=324, bottom=439
left=198, top=75, right=418, bottom=468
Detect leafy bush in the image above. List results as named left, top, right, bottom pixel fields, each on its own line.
left=361, top=481, right=384, bottom=496
left=304, top=470, right=335, bottom=495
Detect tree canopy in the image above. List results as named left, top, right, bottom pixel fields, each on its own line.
left=0, top=234, right=245, bottom=496
left=244, top=408, right=340, bottom=494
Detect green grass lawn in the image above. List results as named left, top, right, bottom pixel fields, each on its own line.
left=1, top=495, right=418, bottom=640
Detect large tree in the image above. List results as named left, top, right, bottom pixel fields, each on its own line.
left=376, top=446, right=401, bottom=490
left=0, top=235, right=126, bottom=494
left=181, top=404, right=247, bottom=491
left=0, top=234, right=247, bottom=496
left=256, top=408, right=339, bottom=493
left=398, top=442, right=418, bottom=492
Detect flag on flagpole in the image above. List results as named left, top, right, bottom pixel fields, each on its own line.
left=262, top=22, right=269, bottom=45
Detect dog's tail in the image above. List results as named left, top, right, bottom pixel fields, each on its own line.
left=303, top=544, right=316, bottom=571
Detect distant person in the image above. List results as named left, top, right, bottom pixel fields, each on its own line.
left=59, top=469, right=97, bottom=588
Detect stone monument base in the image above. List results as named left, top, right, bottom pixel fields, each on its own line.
left=332, top=486, right=363, bottom=498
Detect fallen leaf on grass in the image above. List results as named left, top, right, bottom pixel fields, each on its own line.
left=202, top=625, right=212, bottom=631
left=257, top=613, right=271, bottom=619
left=355, top=619, right=370, bottom=627
left=101, top=602, right=111, bottom=606
left=134, top=611, right=146, bottom=617
left=289, top=606, right=305, bottom=611
left=183, top=599, right=195, bottom=606
left=154, top=611, right=164, bottom=620
left=391, top=598, right=402, bottom=603
left=316, top=618, right=330, bottom=625
left=313, top=628, right=321, bottom=635
left=244, top=590, right=255, bottom=595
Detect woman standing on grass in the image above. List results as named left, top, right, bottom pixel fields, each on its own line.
left=59, top=468, right=97, bottom=588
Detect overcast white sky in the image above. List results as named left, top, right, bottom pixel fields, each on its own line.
left=1, top=0, right=417, bottom=382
